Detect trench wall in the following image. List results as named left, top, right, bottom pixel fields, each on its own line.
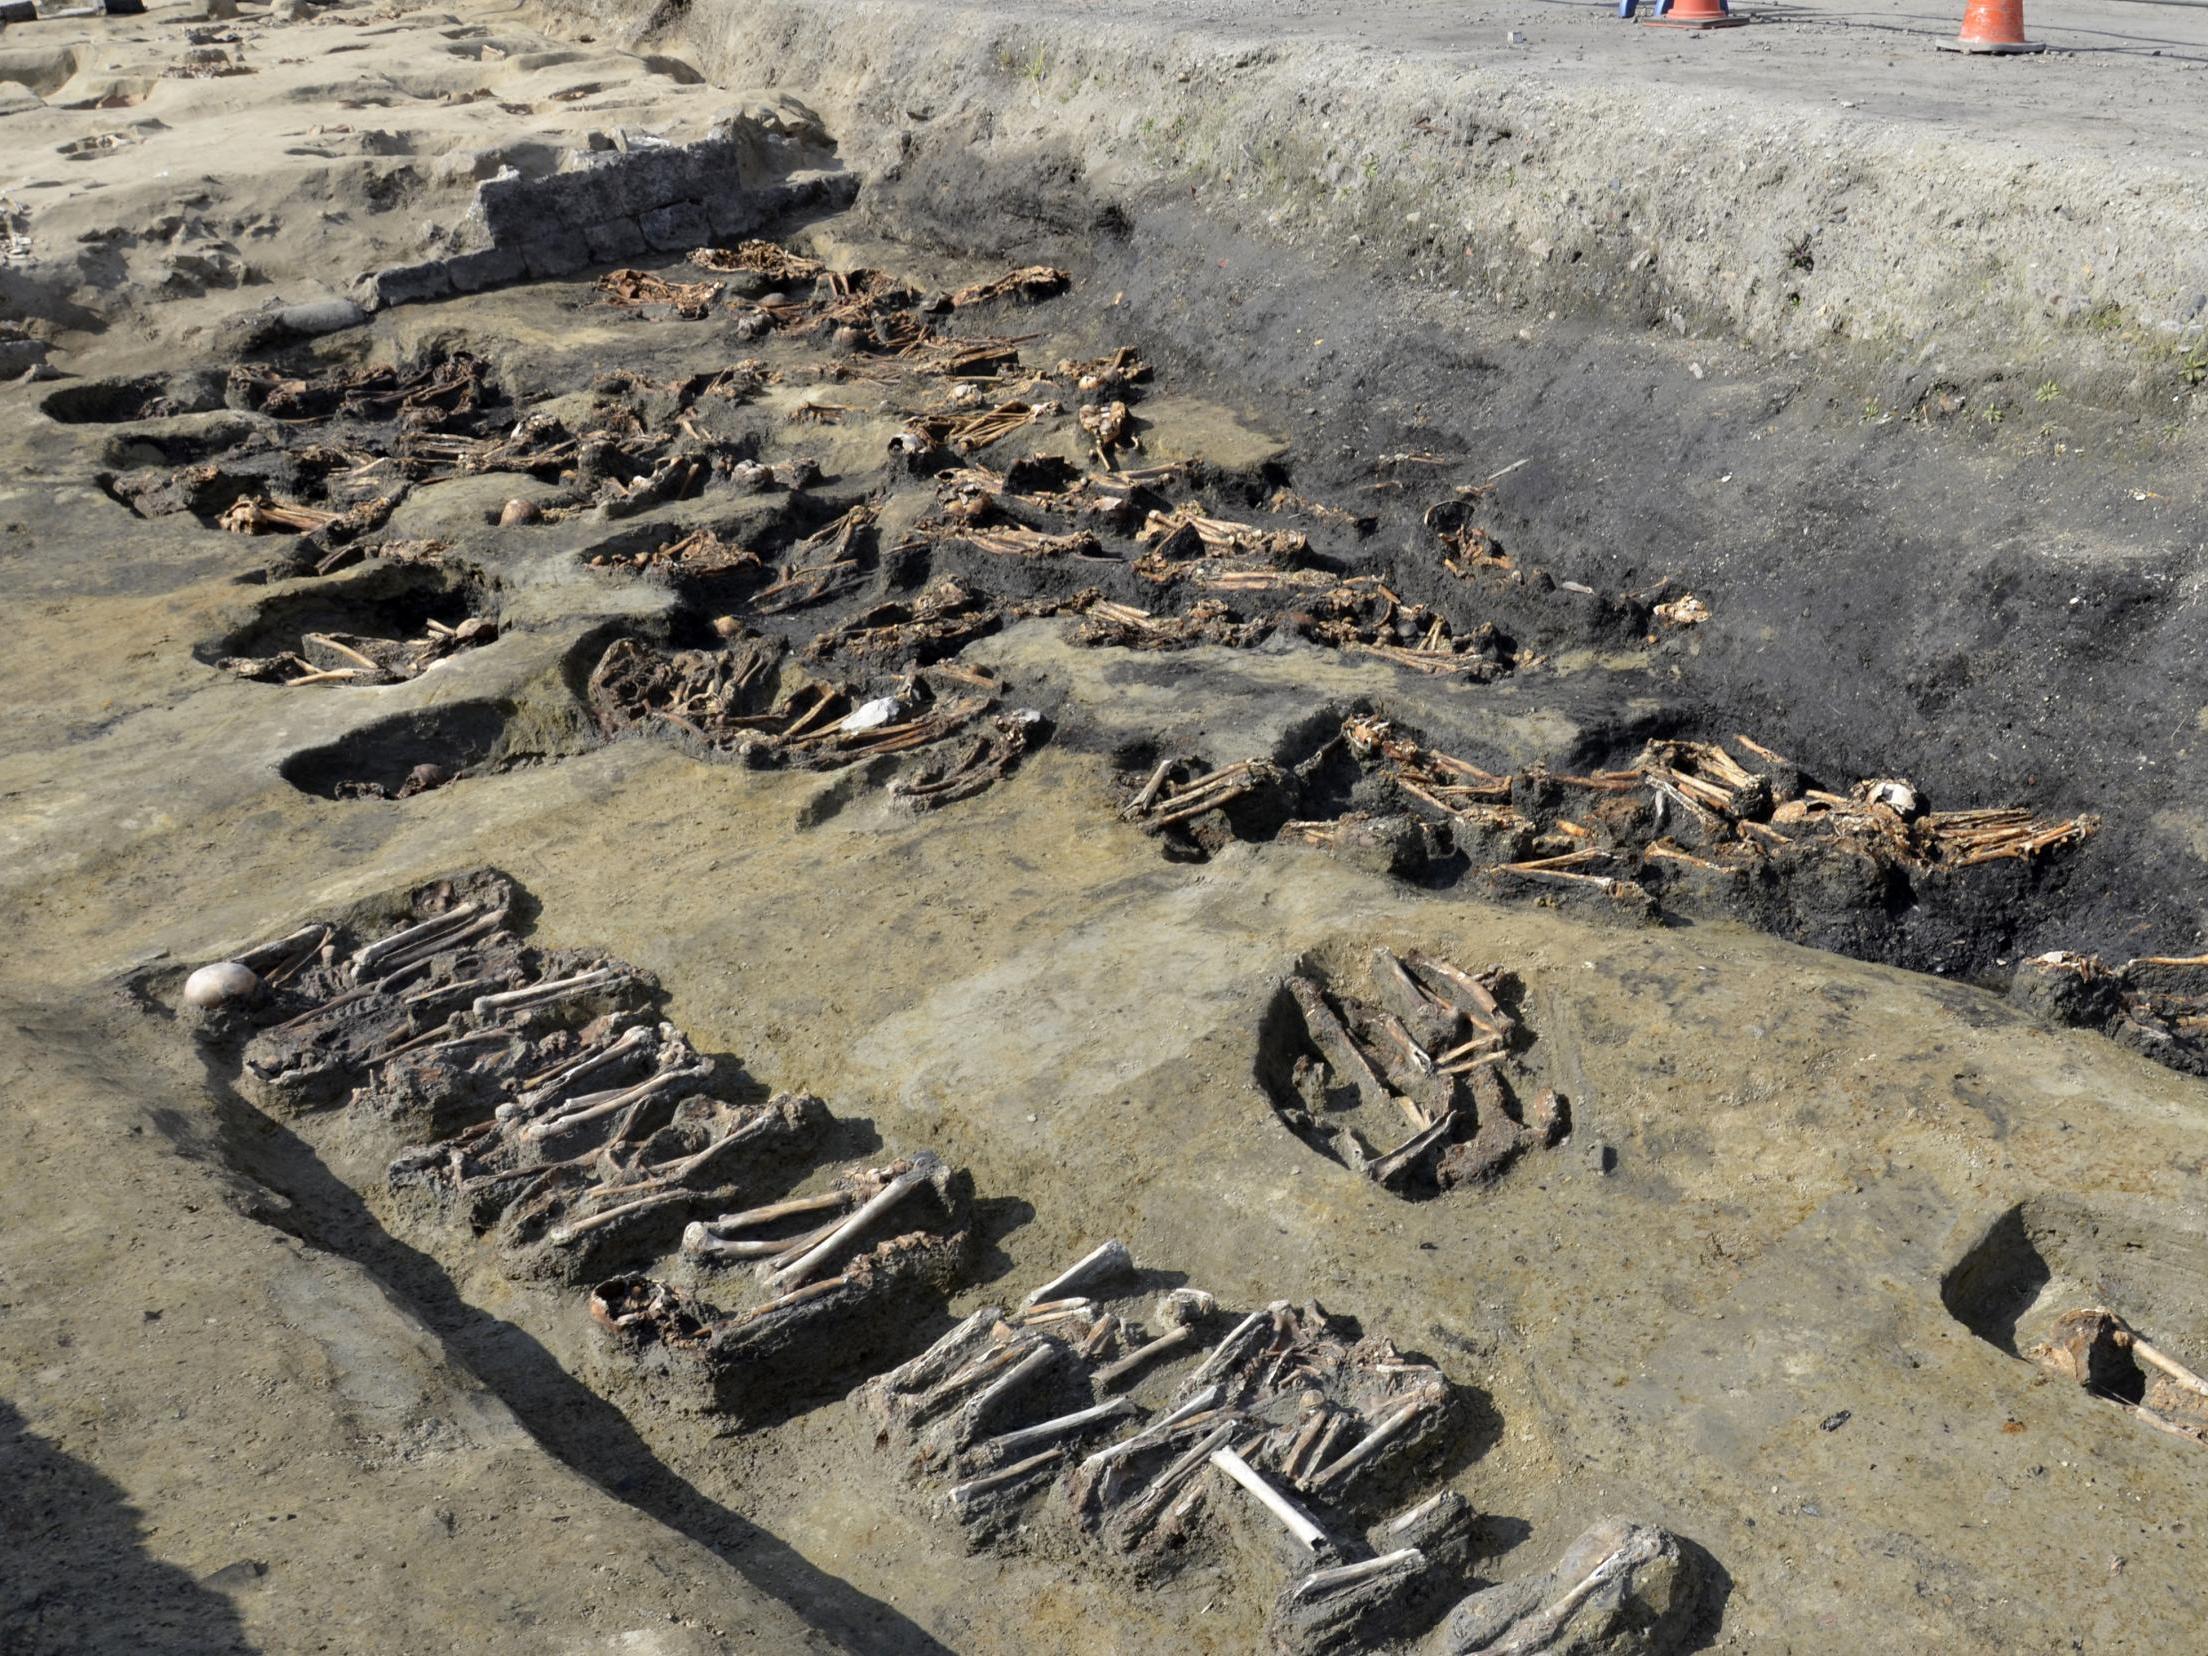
left=528, top=0, right=2208, bottom=410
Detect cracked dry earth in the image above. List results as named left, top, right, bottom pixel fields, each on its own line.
left=4, top=4, right=2208, bottom=1655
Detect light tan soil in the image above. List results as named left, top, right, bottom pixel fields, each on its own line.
left=4, top=3, right=2208, bottom=1654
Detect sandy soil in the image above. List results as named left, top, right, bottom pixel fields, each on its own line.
left=4, top=2, right=2208, bottom=1654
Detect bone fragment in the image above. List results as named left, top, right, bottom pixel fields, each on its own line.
left=1290, top=1547, right=1425, bottom=1604
left=1021, top=1239, right=1133, bottom=1308
left=768, top=1153, right=942, bottom=1287
left=949, top=1447, right=1062, bottom=1507
left=879, top=1306, right=1007, bottom=1393
left=1096, top=1323, right=1195, bottom=1390
left=1210, top=1445, right=1329, bottom=1550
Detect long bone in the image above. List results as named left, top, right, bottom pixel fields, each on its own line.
left=548, top=1111, right=797, bottom=1244
left=472, top=967, right=628, bottom=1023
left=512, top=1024, right=657, bottom=1113
left=1019, top=1239, right=1132, bottom=1309
left=238, top=923, right=329, bottom=974
left=877, top=1307, right=1007, bottom=1394
left=683, top=1213, right=845, bottom=1261
left=1490, top=1526, right=1663, bottom=1654
left=954, top=1342, right=1058, bottom=1437
left=1091, top=1288, right=1215, bottom=1390
left=1306, top=1383, right=1444, bottom=1491
left=949, top=1448, right=1062, bottom=1510
left=1081, top=1385, right=1224, bottom=1471
left=693, top=1190, right=852, bottom=1236
left=1190, top=1300, right=1289, bottom=1386
left=519, top=1056, right=710, bottom=1142
left=1289, top=1548, right=1425, bottom=1603
left=1285, top=979, right=1397, bottom=1115
left=971, top=1397, right=1134, bottom=1465
left=371, top=907, right=510, bottom=977
left=1210, top=1444, right=1329, bottom=1551
left=768, top=1154, right=943, bottom=1287
left=1367, top=1111, right=1459, bottom=1186
left=350, top=903, right=481, bottom=979
left=909, top=1336, right=1041, bottom=1423
left=1114, top=1421, right=1240, bottom=1537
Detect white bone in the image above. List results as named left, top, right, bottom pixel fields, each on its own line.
left=949, top=1447, right=1059, bottom=1507
left=1389, top=1491, right=1450, bottom=1533
left=881, top=1307, right=1006, bottom=1392
left=520, top=1060, right=708, bottom=1141
left=960, top=1342, right=1056, bottom=1428
left=1095, top=1323, right=1194, bottom=1389
left=513, top=1024, right=656, bottom=1112
left=1210, top=1445, right=1328, bottom=1550
left=1019, top=1239, right=1132, bottom=1309
left=1191, top=1301, right=1286, bottom=1384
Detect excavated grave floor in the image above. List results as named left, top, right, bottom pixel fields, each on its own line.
left=4, top=3, right=2208, bottom=1654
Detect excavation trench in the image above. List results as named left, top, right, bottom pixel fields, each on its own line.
left=134, top=191, right=2177, bottom=1025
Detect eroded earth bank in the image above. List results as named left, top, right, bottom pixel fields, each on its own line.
left=3, top=1, right=2207, bottom=1653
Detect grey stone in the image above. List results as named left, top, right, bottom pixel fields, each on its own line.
left=581, top=216, right=646, bottom=263
left=354, top=260, right=452, bottom=312
left=441, top=245, right=526, bottom=294
left=0, top=1, right=38, bottom=25
left=471, top=172, right=537, bottom=244
left=516, top=226, right=589, bottom=280
left=640, top=200, right=709, bottom=253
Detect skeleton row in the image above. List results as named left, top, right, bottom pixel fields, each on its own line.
left=183, top=875, right=1705, bottom=1653
left=193, top=873, right=977, bottom=1387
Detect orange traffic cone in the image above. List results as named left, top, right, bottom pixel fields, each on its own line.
left=1939, top=0, right=2044, bottom=52
left=1645, top=0, right=1747, bottom=27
